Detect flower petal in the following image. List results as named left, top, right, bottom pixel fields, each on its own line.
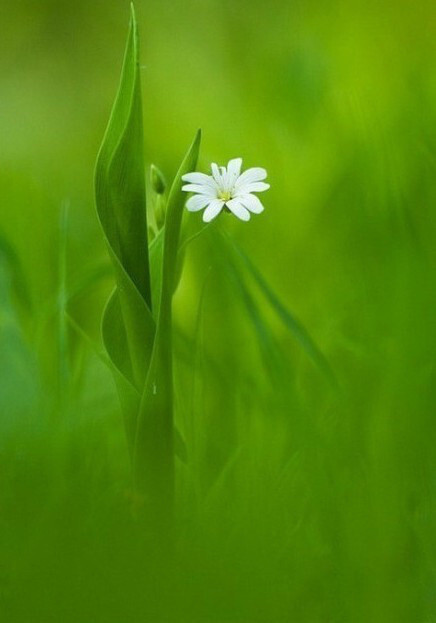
left=226, top=198, right=251, bottom=222
left=203, top=199, right=224, bottom=222
left=234, top=181, right=270, bottom=195
left=227, top=158, right=242, bottom=186
left=239, top=193, right=265, bottom=214
left=227, top=158, right=242, bottom=177
left=182, top=183, right=216, bottom=196
left=186, top=194, right=212, bottom=212
left=234, top=167, right=267, bottom=191
left=182, top=172, right=218, bottom=190
left=211, top=163, right=224, bottom=189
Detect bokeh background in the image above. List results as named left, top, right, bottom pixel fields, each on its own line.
left=1, top=0, right=436, bottom=621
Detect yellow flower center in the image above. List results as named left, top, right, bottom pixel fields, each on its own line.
left=218, top=190, right=232, bottom=201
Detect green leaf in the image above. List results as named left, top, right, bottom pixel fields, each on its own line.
left=101, top=288, right=135, bottom=392
left=95, top=4, right=154, bottom=390
left=134, top=130, right=201, bottom=510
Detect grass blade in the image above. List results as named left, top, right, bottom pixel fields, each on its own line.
left=221, top=232, right=337, bottom=387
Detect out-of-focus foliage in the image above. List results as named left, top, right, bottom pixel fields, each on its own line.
left=0, top=0, right=435, bottom=621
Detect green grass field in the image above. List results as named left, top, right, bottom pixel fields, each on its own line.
left=1, top=1, right=435, bottom=621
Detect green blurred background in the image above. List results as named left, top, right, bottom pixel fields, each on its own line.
left=1, top=0, right=436, bottom=621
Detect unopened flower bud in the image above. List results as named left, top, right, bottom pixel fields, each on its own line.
left=150, top=164, right=166, bottom=195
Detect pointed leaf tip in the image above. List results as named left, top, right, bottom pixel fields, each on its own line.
left=129, top=3, right=138, bottom=39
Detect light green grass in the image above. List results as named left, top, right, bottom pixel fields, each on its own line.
left=0, top=1, right=436, bottom=621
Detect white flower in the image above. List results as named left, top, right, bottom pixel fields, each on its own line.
left=182, top=158, right=269, bottom=223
